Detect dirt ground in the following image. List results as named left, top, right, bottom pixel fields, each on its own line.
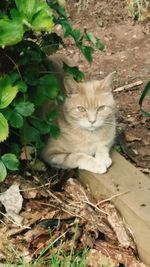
left=65, top=0, right=150, bottom=174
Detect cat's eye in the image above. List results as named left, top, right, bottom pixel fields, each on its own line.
left=77, top=106, right=86, bottom=112
left=97, top=105, right=105, bottom=111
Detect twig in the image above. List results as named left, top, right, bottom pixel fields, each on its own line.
left=0, top=211, right=29, bottom=229
left=31, top=175, right=66, bottom=205
left=0, top=219, right=7, bottom=226
left=96, top=191, right=130, bottom=206
left=38, top=201, right=83, bottom=219
left=80, top=187, right=89, bottom=202
left=82, top=200, right=108, bottom=215
left=113, top=80, right=143, bottom=92
left=5, top=54, right=22, bottom=80
left=19, top=182, right=51, bottom=192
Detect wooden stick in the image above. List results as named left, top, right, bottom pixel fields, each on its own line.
left=113, top=80, right=143, bottom=92
left=96, top=191, right=130, bottom=206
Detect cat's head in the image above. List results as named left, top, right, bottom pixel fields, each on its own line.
left=63, top=72, right=116, bottom=131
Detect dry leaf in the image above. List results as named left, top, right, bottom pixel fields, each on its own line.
left=87, top=249, right=117, bottom=267
left=0, top=184, right=23, bottom=224
left=125, top=131, right=141, bottom=142
left=29, top=159, right=46, bottom=172
left=129, top=262, right=148, bottom=267
left=20, top=146, right=35, bottom=160
left=105, top=203, right=135, bottom=249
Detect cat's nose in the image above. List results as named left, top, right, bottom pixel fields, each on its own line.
left=89, top=119, right=96, bottom=124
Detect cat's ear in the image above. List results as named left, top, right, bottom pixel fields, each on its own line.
left=64, top=76, right=78, bottom=96
left=101, top=71, right=116, bottom=91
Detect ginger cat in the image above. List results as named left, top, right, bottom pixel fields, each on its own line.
left=42, top=57, right=116, bottom=174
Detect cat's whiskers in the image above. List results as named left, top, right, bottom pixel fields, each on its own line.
left=103, top=121, right=116, bottom=126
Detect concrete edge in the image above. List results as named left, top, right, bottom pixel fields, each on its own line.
left=79, top=152, right=150, bottom=266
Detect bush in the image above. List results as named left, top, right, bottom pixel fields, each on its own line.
left=0, top=0, right=104, bottom=181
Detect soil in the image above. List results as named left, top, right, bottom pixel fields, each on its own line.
left=64, top=0, right=150, bottom=174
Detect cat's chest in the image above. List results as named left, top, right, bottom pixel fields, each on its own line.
left=73, top=131, right=101, bottom=155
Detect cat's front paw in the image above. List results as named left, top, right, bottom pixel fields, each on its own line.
left=104, top=157, right=112, bottom=168
left=96, top=154, right=112, bottom=170
left=96, top=165, right=107, bottom=174
left=79, top=160, right=107, bottom=174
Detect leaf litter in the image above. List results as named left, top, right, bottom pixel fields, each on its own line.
left=0, top=174, right=148, bottom=266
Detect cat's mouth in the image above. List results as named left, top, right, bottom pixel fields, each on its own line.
left=78, top=120, right=104, bottom=131
left=88, top=126, right=96, bottom=131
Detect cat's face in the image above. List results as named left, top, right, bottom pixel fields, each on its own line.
left=63, top=73, right=116, bottom=131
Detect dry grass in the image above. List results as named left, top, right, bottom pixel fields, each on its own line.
left=127, top=0, right=150, bottom=21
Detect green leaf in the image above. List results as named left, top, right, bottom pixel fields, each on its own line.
left=48, top=2, right=67, bottom=19
left=30, top=86, right=46, bottom=106
left=17, top=80, right=28, bottom=93
left=47, top=109, right=59, bottom=121
left=0, top=160, right=7, bottom=182
left=95, top=38, right=105, bottom=50
left=72, top=29, right=81, bottom=42
left=27, top=49, right=42, bottom=62
left=80, top=46, right=94, bottom=64
left=10, top=111, right=23, bottom=128
left=85, top=32, right=105, bottom=50
left=0, top=112, right=9, bottom=142
left=15, top=0, right=54, bottom=32
left=10, top=144, right=21, bottom=158
left=24, top=67, right=39, bottom=86
left=40, top=33, right=63, bottom=54
left=63, top=63, right=84, bottom=81
left=0, top=76, right=18, bottom=109
left=1, top=153, right=19, bottom=171
left=32, top=9, right=54, bottom=32
left=29, top=117, right=50, bottom=135
left=1, top=107, right=13, bottom=120
left=21, top=122, right=40, bottom=144
left=9, top=72, right=20, bottom=84
left=0, top=19, right=24, bottom=47
left=59, top=19, right=72, bottom=37
left=10, top=8, right=25, bottom=24
left=15, top=101, right=35, bottom=117
left=15, top=0, right=36, bottom=19
left=39, top=74, right=60, bottom=99
left=50, top=124, right=60, bottom=138
left=139, top=81, right=150, bottom=117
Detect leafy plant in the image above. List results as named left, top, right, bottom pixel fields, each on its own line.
left=139, top=81, right=150, bottom=116
left=0, top=0, right=104, bottom=181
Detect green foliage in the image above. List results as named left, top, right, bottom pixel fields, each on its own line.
left=0, top=160, right=7, bottom=182
left=139, top=81, right=150, bottom=116
left=0, top=112, right=9, bottom=143
left=0, top=0, right=104, bottom=181
left=0, top=153, right=19, bottom=182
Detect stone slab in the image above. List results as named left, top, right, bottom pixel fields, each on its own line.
left=79, top=152, right=150, bottom=266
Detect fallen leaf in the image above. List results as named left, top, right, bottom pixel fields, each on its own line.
left=129, top=262, right=148, bottom=267
left=142, top=135, right=150, bottom=145
left=137, top=146, right=150, bottom=156
left=105, top=203, right=135, bottom=249
left=0, top=184, right=23, bottom=224
left=125, top=131, right=141, bottom=142
left=20, top=146, right=35, bottom=160
left=95, top=240, right=136, bottom=266
left=87, top=249, right=117, bottom=267
left=29, top=159, right=46, bottom=172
